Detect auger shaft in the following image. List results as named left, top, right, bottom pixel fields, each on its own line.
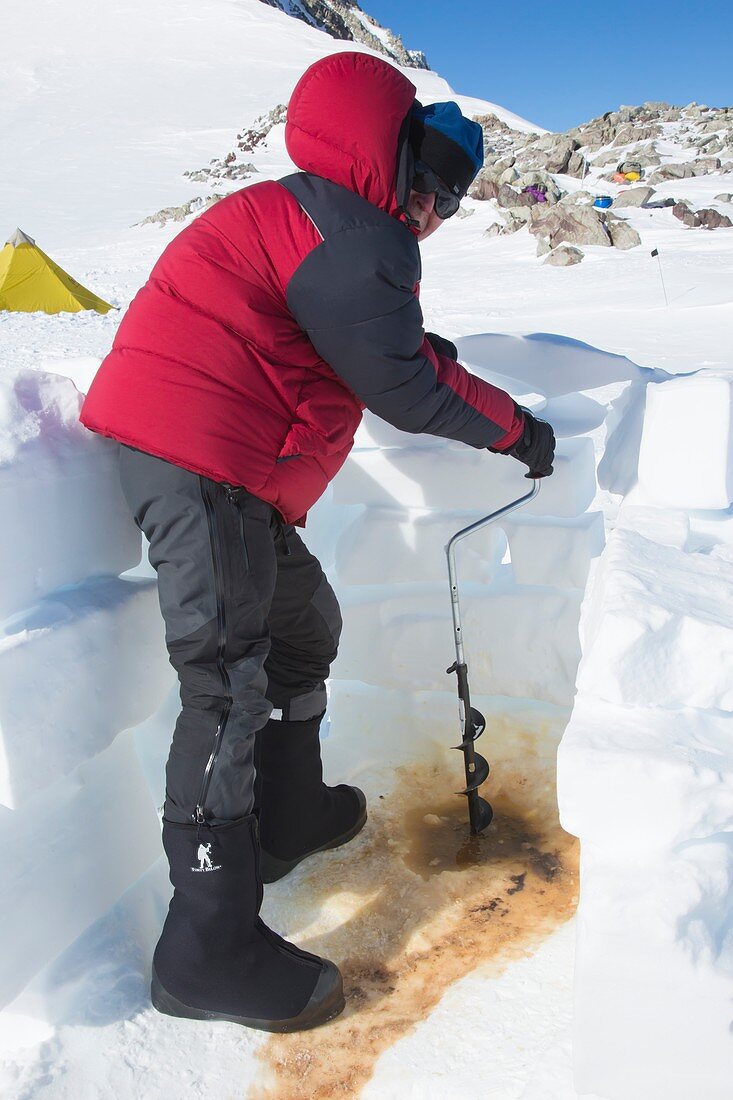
left=445, top=480, right=541, bottom=834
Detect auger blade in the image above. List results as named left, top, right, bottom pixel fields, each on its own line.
left=468, top=793, right=494, bottom=835
left=459, top=750, right=490, bottom=793
left=469, top=707, right=486, bottom=737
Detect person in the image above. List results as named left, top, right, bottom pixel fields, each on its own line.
left=79, top=50, right=555, bottom=1034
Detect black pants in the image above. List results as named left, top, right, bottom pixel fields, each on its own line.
left=118, top=444, right=342, bottom=825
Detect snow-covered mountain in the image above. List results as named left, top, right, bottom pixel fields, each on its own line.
left=2, top=2, right=733, bottom=1098
left=260, top=0, right=428, bottom=68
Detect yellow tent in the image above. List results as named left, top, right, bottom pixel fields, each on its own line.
left=0, top=229, right=114, bottom=314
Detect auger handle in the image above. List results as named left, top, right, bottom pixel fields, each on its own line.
left=446, top=480, right=540, bottom=666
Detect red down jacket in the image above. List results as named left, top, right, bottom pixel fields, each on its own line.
left=80, top=52, right=523, bottom=524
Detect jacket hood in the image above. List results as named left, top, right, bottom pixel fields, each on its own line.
left=285, top=52, right=418, bottom=230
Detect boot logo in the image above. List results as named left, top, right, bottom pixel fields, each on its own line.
left=191, top=841, right=222, bottom=873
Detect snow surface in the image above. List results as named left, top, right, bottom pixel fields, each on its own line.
left=2, top=1, right=733, bottom=1097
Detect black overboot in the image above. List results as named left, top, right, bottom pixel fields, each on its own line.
left=254, top=716, right=367, bottom=883
left=151, top=814, right=344, bottom=1032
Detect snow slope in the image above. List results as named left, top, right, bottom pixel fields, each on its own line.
left=2, top=1, right=733, bottom=1097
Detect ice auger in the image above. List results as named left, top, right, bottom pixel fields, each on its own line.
left=445, top=480, right=541, bottom=834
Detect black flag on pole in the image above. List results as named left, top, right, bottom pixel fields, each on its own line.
left=651, top=248, right=659, bottom=257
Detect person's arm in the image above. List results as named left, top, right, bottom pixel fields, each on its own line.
left=285, top=224, right=523, bottom=451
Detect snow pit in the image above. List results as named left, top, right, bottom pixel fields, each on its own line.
left=248, top=703, right=579, bottom=1100
left=638, top=374, right=733, bottom=509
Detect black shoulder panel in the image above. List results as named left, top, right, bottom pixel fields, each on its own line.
left=280, top=172, right=508, bottom=449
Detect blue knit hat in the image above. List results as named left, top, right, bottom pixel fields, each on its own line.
left=409, top=102, right=484, bottom=199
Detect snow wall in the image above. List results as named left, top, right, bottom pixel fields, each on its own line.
left=559, top=373, right=733, bottom=1099
left=1, top=345, right=731, bottom=1096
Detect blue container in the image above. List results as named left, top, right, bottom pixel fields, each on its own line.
left=594, top=195, right=613, bottom=209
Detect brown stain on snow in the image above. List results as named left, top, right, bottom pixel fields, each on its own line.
left=251, top=720, right=578, bottom=1099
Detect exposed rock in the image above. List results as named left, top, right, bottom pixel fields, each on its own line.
left=470, top=174, right=500, bottom=202
left=566, top=150, right=588, bottom=178
left=672, top=202, right=700, bottom=227
left=697, top=208, right=733, bottom=230
left=483, top=222, right=503, bottom=239
left=236, top=104, right=287, bottom=153
left=544, top=138, right=580, bottom=173
left=696, top=156, right=722, bottom=172
left=647, top=163, right=697, bottom=184
left=455, top=206, right=475, bottom=219
left=497, top=183, right=534, bottom=209
left=607, top=217, right=642, bottom=249
left=536, top=236, right=552, bottom=257
left=592, top=148, right=622, bottom=168
left=264, top=1, right=428, bottom=69
left=612, top=123, right=662, bottom=146
left=184, top=161, right=256, bottom=183
left=613, top=186, right=655, bottom=208
left=544, top=245, right=584, bottom=266
left=558, top=190, right=594, bottom=206
left=529, top=204, right=612, bottom=248
left=502, top=208, right=532, bottom=233
left=136, top=193, right=230, bottom=228
left=714, top=193, right=733, bottom=202
left=499, top=166, right=520, bottom=185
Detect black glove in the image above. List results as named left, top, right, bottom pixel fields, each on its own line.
left=425, top=331, right=458, bottom=360
left=492, top=405, right=555, bottom=478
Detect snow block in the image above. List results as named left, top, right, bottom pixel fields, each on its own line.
left=336, top=586, right=582, bottom=706
left=456, top=331, right=647, bottom=399
left=332, top=437, right=596, bottom=518
left=558, top=697, right=733, bottom=855
left=0, top=730, right=161, bottom=1009
left=571, top=845, right=733, bottom=1100
left=0, top=577, right=173, bottom=810
left=334, top=506, right=506, bottom=586
left=576, top=528, right=733, bottom=710
left=0, top=369, right=141, bottom=619
left=638, top=374, right=733, bottom=509
left=504, top=512, right=605, bottom=588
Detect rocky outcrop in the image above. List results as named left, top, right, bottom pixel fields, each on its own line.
left=672, top=202, right=733, bottom=230
left=136, top=194, right=230, bottom=227
left=544, top=245, right=584, bottom=266
left=607, top=217, right=642, bottom=249
left=672, top=202, right=700, bottom=227
left=613, top=186, right=655, bottom=208
left=529, top=204, right=612, bottom=248
left=697, top=208, right=733, bottom=230
left=260, top=0, right=428, bottom=68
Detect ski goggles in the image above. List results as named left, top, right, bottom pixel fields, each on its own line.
left=411, top=161, right=462, bottom=220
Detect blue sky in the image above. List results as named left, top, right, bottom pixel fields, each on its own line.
left=365, top=0, right=733, bottom=132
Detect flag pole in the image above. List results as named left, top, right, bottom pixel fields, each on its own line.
left=651, top=248, right=668, bottom=306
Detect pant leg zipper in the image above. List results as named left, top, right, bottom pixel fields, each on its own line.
left=223, top=485, right=250, bottom=571
left=195, top=484, right=234, bottom=824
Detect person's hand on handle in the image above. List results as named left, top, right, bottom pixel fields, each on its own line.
left=491, top=405, right=555, bottom=479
